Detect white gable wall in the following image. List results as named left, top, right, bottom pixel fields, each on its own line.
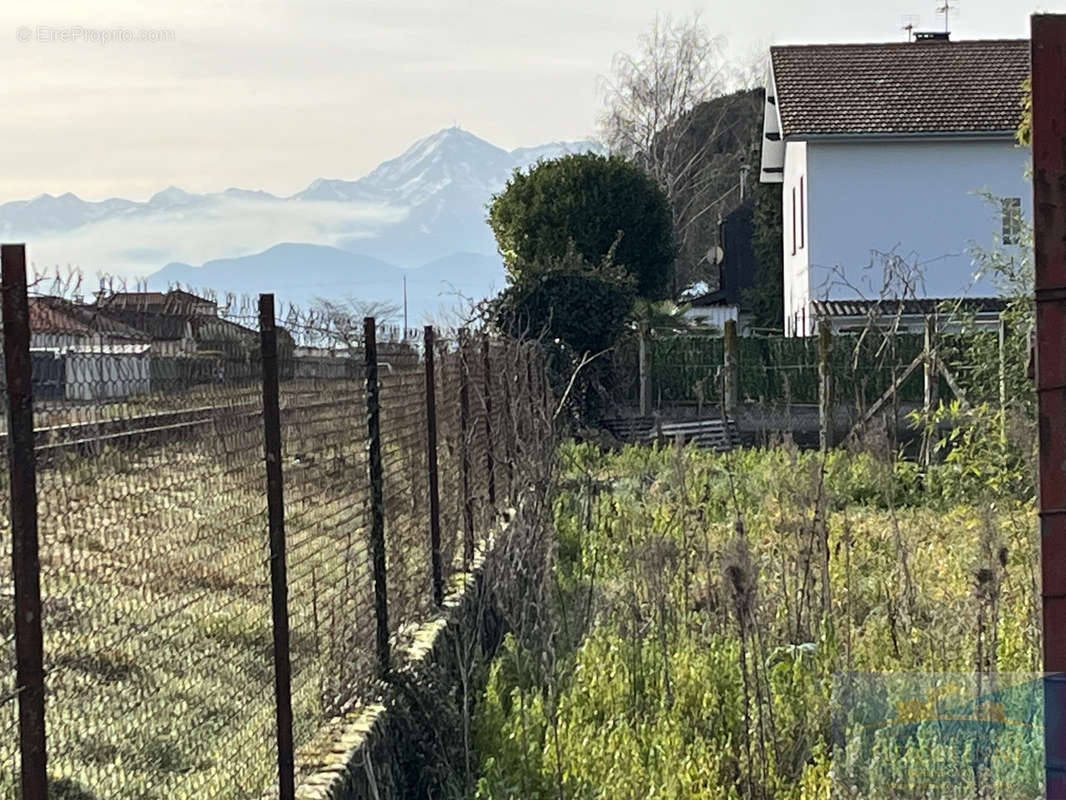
left=790, top=137, right=1030, bottom=335
left=782, top=141, right=810, bottom=336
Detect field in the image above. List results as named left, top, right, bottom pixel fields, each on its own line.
left=472, top=438, right=1041, bottom=799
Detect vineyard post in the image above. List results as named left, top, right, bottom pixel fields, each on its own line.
left=817, top=319, right=832, bottom=451
left=922, top=315, right=939, bottom=467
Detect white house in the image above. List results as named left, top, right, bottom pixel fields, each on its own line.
left=759, top=35, right=1031, bottom=336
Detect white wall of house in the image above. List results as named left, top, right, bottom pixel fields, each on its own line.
left=789, top=137, right=1030, bottom=335
left=683, top=305, right=738, bottom=329
left=782, top=141, right=810, bottom=336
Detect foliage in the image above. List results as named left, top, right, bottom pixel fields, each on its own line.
left=628, top=298, right=697, bottom=331
left=490, top=243, right=636, bottom=355
left=471, top=442, right=1040, bottom=798
left=1017, top=76, right=1031, bottom=147
left=488, top=153, right=676, bottom=300
left=745, top=180, right=784, bottom=330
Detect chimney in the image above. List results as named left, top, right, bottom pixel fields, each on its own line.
left=914, top=31, right=950, bottom=42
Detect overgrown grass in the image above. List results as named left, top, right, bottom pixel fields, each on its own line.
left=472, top=437, right=1040, bottom=799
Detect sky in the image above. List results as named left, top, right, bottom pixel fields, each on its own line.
left=0, top=0, right=1049, bottom=203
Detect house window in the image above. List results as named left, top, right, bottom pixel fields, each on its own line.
left=799, top=177, right=805, bottom=249
left=1002, top=197, right=1022, bottom=245
left=791, top=187, right=797, bottom=255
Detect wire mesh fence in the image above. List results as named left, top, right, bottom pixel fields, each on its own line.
left=629, top=326, right=1006, bottom=413
left=0, top=246, right=555, bottom=799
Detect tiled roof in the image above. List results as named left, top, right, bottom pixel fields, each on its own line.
left=29, top=296, right=151, bottom=340
left=103, top=290, right=216, bottom=314
left=93, top=308, right=189, bottom=341
left=29, top=298, right=94, bottom=335
left=770, top=39, right=1029, bottom=137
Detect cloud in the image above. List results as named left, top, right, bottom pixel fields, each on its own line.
left=24, top=197, right=408, bottom=280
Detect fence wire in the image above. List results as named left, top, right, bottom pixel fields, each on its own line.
left=0, top=277, right=555, bottom=799
left=624, top=328, right=1002, bottom=413
left=2, top=299, right=276, bottom=800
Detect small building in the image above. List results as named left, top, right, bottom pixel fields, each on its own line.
left=684, top=198, right=758, bottom=332
left=102, top=289, right=219, bottom=316
left=94, top=290, right=259, bottom=360
left=63, top=344, right=152, bottom=401
left=29, top=296, right=151, bottom=350
left=759, top=36, right=1030, bottom=336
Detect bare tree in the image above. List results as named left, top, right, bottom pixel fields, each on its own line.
left=309, top=296, right=401, bottom=349
left=600, top=13, right=763, bottom=294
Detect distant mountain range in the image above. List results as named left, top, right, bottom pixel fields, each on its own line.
left=2, top=128, right=604, bottom=322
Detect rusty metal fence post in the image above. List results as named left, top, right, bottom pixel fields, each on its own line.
left=2, top=243, right=47, bottom=800
left=482, top=333, right=496, bottom=510
left=258, top=294, right=296, bottom=800
left=500, top=349, right=515, bottom=504
left=424, top=326, right=444, bottom=606
left=364, top=317, right=390, bottom=675
left=458, top=329, right=474, bottom=566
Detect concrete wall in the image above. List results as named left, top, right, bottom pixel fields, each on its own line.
left=791, top=137, right=1030, bottom=335
left=291, top=507, right=540, bottom=800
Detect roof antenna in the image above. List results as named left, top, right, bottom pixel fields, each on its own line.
left=934, top=0, right=958, bottom=35
left=900, top=14, right=920, bottom=41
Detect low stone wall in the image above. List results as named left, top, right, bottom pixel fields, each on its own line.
left=292, top=510, right=522, bottom=800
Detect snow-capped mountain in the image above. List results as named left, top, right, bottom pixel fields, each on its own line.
left=1, top=128, right=602, bottom=239
left=3, top=127, right=604, bottom=315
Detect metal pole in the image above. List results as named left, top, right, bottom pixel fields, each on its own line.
left=458, top=329, right=474, bottom=566
left=258, top=294, right=295, bottom=800
left=364, top=317, right=390, bottom=674
left=482, top=334, right=496, bottom=509
left=2, top=243, right=47, bottom=800
left=423, top=326, right=443, bottom=606
left=1032, top=15, right=1066, bottom=798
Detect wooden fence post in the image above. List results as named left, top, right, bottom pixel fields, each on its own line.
left=723, top=319, right=738, bottom=416
left=258, top=293, right=295, bottom=800
left=2, top=243, right=48, bottom=800
left=363, top=317, right=390, bottom=675
left=818, top=319, right=833, bottom=451
left=638, top=322, right=650, bottom=416
left=922, top=315, right=940, bottom=467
